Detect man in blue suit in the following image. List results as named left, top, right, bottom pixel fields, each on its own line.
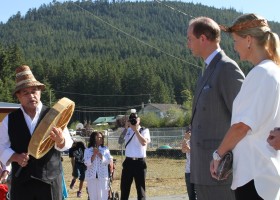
left=187, top=17, right=245, bottom=200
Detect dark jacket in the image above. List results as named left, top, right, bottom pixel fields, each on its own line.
left=8, top=106, right=62, bottom=182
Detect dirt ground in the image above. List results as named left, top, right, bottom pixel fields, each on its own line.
left=63, top=155, right=187, bottom=199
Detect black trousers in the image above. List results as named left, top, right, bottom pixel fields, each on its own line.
left=120, top=158, right=147, bottom=200
left=185, top=173, right=196, bottom=200
left=235, top=180, right=263, bottom=200
left=10, top=173, right=62, bottom=200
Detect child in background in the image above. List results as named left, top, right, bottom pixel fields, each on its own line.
left=69, top=140, right=87, bottom=198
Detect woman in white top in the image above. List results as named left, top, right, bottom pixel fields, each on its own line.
left=210, top=13, right=280, bottom=200
left=84, top=131, right=112, bottom=200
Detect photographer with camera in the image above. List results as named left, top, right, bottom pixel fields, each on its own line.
left=120, top=109, right=150, bottom=200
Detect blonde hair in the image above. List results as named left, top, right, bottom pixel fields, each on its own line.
left=232, top=13, right=280, bottom=65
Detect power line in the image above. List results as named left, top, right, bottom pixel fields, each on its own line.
left=55, top=90, right=151, bottom=97
left=74, top=103, right=145, bottom=113
left=155, top=0, right=196, bottom=19
left=70, top=1, right=202, bottom=70
left=76, top=104, right=143, bottom=110
left=75, top=110, right=129, bottom=113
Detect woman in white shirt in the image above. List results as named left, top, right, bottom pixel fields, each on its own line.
left=210, top=13, right=280, bottom=200
left=84, top=131, right=112, bottom=200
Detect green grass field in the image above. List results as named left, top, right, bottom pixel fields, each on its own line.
left=63, top=155, right=187, bottom=199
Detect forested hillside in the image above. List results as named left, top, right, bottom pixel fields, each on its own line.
left=0, top=0, right=279, bottom=122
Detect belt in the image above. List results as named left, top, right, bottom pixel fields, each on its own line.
left=126, top=157, right=144, bottom=161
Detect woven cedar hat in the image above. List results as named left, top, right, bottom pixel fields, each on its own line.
left=13, top=65, right=45, bottom=95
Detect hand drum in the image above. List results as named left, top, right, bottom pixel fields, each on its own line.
left=28, top=97, right=75, bottom=159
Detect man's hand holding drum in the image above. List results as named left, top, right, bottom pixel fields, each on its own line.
left=50, top=127, right=65, bottom=148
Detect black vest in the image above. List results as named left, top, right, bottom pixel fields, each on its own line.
left=8, top=106, right=61, bottom=184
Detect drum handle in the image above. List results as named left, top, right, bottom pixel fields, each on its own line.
left=15, top=167, right=22, bottom=177
left=15, top=153, right=29, bottom=178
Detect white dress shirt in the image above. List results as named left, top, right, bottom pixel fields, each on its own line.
left=124, top=126, right=150, bottom=158
left=0, top=101, right=73, bottom=165
left=204, top=48, right=221, bottom=67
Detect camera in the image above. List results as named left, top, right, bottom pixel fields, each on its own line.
left=128, top=109, right=138, bottom=125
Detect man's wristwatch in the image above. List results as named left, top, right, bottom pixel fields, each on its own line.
left=213, top=150, right=222, bottom=161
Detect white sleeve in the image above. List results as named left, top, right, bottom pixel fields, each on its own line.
left=55, top=127, right=74, bottom=151
left=142, top=128, right=151, bottom=143
left=0, top=116, right=15, bottom=166
left=83, top=148, right=93, bottom=167
left=232, top=67, right=280, bottom=132
left=101, top=147, right=111, bottom=165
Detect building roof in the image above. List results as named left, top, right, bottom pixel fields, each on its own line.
left=143, top=103, right=182, bottom=112
left=0, top=102, right=20, bottom=123
left=0, top=102, right=20, bottom=108
left=93, top=116, right=116, bottom=124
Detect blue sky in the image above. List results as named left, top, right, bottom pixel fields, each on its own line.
left=0, top=0, right=279, bottom=23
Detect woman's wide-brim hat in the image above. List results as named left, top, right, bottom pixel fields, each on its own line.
left=13, top=65, right=45, bottom=95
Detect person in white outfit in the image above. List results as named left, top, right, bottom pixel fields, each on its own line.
left=210, top=13, right=280, bottom=200
left=84, top=131, right=112, bottom=200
